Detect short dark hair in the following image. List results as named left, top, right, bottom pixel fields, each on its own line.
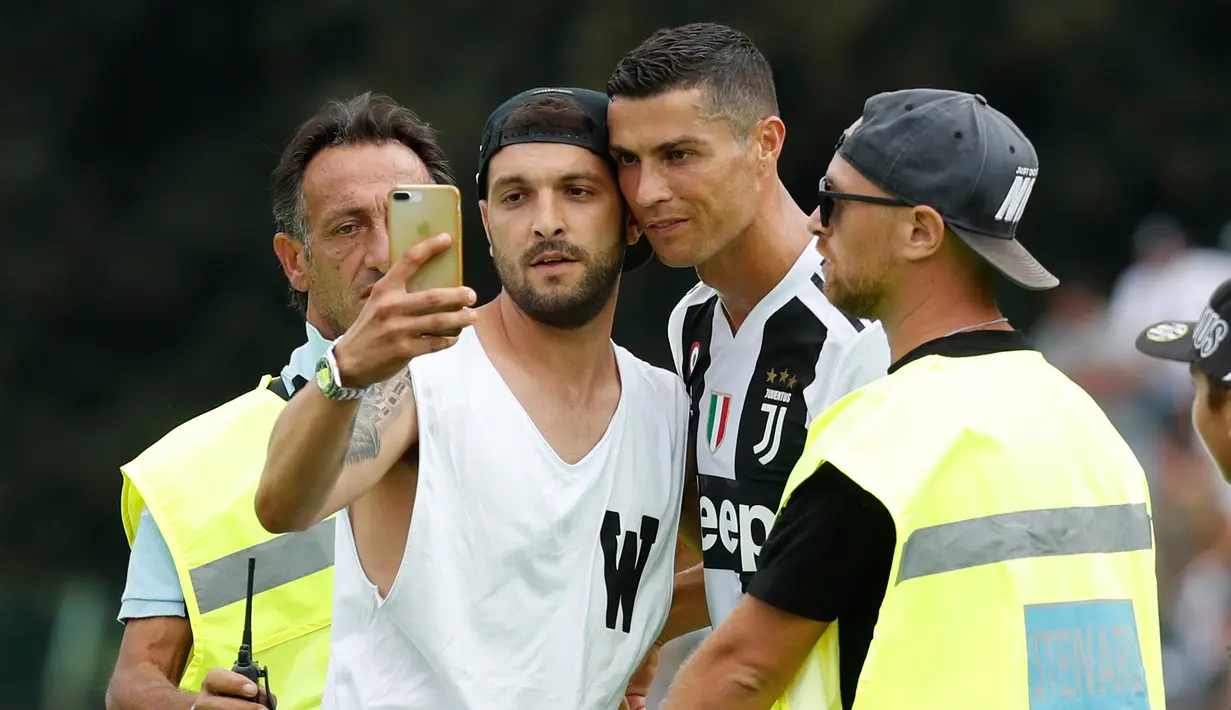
left=271, top=92, right=453, bottom=314
left=504, top=94, right=595, bottom=137
left=606, top=22, right=779, bottom=140
left=484, top=95, right=609, bottom=196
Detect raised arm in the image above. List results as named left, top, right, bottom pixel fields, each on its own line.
left=256, top=369, right=419, bottom=533
left=255, top=234, right=477, bottom=533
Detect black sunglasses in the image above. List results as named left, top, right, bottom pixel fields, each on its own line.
left=817, top=176, right=914, bottom=229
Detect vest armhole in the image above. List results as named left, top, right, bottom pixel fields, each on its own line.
left=267, top=375, right=307, bottom=401
left=120, top=473, right=144, bottom=547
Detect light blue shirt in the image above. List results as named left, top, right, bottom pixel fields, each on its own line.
left=117, top=323, right=333, bottom=621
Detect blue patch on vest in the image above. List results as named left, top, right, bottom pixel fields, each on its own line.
left=1024, top=601, right=1149, bottom=710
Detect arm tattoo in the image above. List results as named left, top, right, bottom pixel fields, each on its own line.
left=344, top=370, right=413, bottom=464
left=346, top=407, right=381, bottom=465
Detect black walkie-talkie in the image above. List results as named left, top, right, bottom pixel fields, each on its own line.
left=231, top=557, right=274, bottom=708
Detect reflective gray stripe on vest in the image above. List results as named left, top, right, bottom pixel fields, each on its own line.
left=896, top=503, right=1152, bottom=585
left=190, top=517, right=336, bottom=615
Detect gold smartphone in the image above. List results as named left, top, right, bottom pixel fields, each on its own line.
left=387, top=184, right=465, bottom=335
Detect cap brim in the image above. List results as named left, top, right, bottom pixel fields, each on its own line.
left=623, top=235, right=655, bottom=273
left=949, top=225, right=1059, bottom=290
left=1134, top=320, right=1198, bottom=363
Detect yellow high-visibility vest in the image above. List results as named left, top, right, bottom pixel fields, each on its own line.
left=773, top=349, right=1166, bottom=709
left=121, top=375, right=333, bottom=710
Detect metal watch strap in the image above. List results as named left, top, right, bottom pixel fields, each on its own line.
left=316, top=341, right=369, bottom=401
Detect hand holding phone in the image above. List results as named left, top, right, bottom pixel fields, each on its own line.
left=333, top=233, right=477, bottom=388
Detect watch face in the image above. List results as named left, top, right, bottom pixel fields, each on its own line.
left=316, top=361, right=332, bottom=390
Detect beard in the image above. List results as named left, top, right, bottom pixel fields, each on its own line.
left=313, top=292, right=353, bottom=337
left=494, top=238, right=623, bottom=330
left=824, top=263, right=890, bottom=321
left=304, top=247, right=376, bottom=337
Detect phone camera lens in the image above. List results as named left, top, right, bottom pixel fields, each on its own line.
left=393, top=192, right=410, bottom=201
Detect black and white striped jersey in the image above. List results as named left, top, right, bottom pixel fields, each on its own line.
left=666, top=238, right=891, bottom=626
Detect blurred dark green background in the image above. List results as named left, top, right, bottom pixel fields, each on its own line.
left=4, top=1, right=1231, bottom=708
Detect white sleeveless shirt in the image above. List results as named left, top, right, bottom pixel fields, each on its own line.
left=323, top=327, right=688, bottom=710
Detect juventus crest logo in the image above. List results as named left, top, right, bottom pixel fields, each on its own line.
left=753, top=369, right=795, bottom=465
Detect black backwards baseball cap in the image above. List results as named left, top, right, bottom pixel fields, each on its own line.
left=1135, top=278, right=1231, bottom=384
left=475, top=86, right=654, bottom=273
left=837, top=89, right=1059, bottom=290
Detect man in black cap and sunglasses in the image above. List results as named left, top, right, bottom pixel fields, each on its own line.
left=662, top=89, right=1165, bottom=709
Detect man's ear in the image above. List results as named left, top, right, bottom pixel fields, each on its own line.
left=625, top=209, right=642, bottom=247
left=273, top=233, right=308, bottom=293
left=901, top=206, right=946, bottom=263
left=479, top=199, right=494, bottom=256
left=754, top=116, right=786, bottom=168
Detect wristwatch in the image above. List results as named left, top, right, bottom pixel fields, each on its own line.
left=315, top=340, right=369, bottom=401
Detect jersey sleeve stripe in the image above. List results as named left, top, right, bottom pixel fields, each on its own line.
left=811, top=273, right=866, bottom=332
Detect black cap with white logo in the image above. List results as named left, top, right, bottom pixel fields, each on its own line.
left=1136, top=278, right=1231, bottom=383
left=475, top=87, right=653, bottom=273
left=838, top=88, right=1058, bottom=290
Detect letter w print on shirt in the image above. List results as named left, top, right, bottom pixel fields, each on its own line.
left=599, top=511, right=660, bottom=633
